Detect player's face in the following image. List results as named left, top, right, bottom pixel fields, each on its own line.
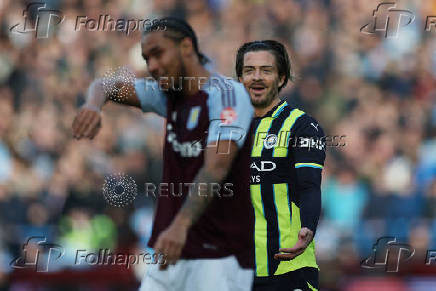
left=239, top=51, right=284, bottom=108
left=141, top=31, right=183, bottom=90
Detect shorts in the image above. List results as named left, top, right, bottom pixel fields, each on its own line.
left=252, top=267, right=318, bottom=291
left=139, top=255, right=254, bottom=291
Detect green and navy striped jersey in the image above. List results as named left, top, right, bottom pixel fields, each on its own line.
left=250, top=100, right=325, bottom=277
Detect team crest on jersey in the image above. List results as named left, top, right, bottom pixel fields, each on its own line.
left=220, top=107, right=237, bottom=125
left=264, top=134, right=278, bottom=149
left=187, top=106, right=201, bottom=130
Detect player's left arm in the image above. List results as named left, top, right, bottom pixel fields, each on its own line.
left=154, top=141, right=240, bottom=268
left=154, top=81, right=254, bottom=268
left=275, top=115, right=326, bottom=261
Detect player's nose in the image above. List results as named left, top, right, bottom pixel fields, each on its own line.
left=147, top=59, right=160, bottom=79
left=253, top=69, right=262, bottom=80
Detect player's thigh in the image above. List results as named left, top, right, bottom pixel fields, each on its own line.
left=186, top=256, right=253, bottom=291
left=139, top=261, right=188, bottom=291
left=279, top=267, right=319, bottom=291
left=293, top=267, right=318, bottom=291
left=253, top=267, right=318, bottom=291
left=252, top=276, right=279, bottom=291
left=227, top=257, right=254, bottom=291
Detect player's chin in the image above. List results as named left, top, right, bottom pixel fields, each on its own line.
left=251, top=95, right=268, bottom=107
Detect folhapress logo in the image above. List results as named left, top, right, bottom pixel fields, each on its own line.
left=360, top=2, right=415, bottom=38
left=361, top=237, right=415, bottom=272
left=10, top=236, right=64, bottom=272
left=9, top=2, right=64, bottom=39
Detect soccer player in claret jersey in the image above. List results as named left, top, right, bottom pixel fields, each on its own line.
left=72, top=18, right=255, bottom=291
left=236, top=40, right=326, bottom=291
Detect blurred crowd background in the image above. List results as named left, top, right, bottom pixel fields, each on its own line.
left=1, top=0, right=436, bottom=290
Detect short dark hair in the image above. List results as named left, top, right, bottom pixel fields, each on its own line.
left=235, top=40, right=293, bottom=92
left=144, top=17, right=209, bottom=65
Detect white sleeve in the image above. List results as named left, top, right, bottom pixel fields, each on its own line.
left=134, top=78, right=167, bottom=117
left=205, top=78, right=254, bottom=148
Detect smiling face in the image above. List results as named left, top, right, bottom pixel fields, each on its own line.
left=239, top=50, right=284, bottom=108
left=141, top=30, right=184, bottom=90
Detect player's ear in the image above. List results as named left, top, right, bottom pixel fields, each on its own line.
left=180, top=37, right=194, bottom=57
left=238, top=76, right=243, bottom=83
left=278, top=75, right=285, bottom=89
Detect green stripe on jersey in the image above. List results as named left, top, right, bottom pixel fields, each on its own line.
left=250, top=184, right=268, bottom=276
left=273, top=183, right=292, bottom=252
left=273, top=109, right=305, bottom=157
left=252, top=117, right=274, bottom=157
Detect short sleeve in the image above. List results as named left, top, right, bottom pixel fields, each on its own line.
left=134, top=78, right=167, bottom=117
left=205, top=78, right=254, bottom=148
left=291, top=115, right=326, bottom=169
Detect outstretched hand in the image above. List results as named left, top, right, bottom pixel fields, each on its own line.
left=274, top=227, right=314, bottom=261
left=72, top=106, right=102, bottom=140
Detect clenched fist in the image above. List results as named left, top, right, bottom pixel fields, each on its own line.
left=72, top=106, right=102, bottom=140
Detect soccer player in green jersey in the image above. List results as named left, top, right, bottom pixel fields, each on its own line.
left=236, top=40, right=326, bottom=291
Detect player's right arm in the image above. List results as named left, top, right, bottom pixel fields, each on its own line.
left=72, top=77, right=166, bottom=140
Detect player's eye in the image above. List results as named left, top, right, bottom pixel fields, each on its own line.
left=153, top=50, right=163, bottom=59
left=243, top=68, right=254, bottom=74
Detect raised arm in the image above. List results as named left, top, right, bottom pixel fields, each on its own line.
left=72, top=77, right=140, bottom=140
left=72, top=77, right=166, bottom=140
left=86, top=77, right=142, bottom=109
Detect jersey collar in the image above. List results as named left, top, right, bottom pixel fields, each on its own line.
left=257, top=99, right=287, bottom=119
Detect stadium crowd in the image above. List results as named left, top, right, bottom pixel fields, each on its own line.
left=1, top=0, right=436, bottom=290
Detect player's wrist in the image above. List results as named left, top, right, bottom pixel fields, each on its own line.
left=82, top=103, right=102, bottom=112
left=300, top=226, right=314, bottom=234
left=172, top=214, right=192, bottom=230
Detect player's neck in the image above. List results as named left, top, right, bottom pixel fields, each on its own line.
left=181, top=63, right=210, bottom=97
left=254, top=97, right=281, bottom=117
